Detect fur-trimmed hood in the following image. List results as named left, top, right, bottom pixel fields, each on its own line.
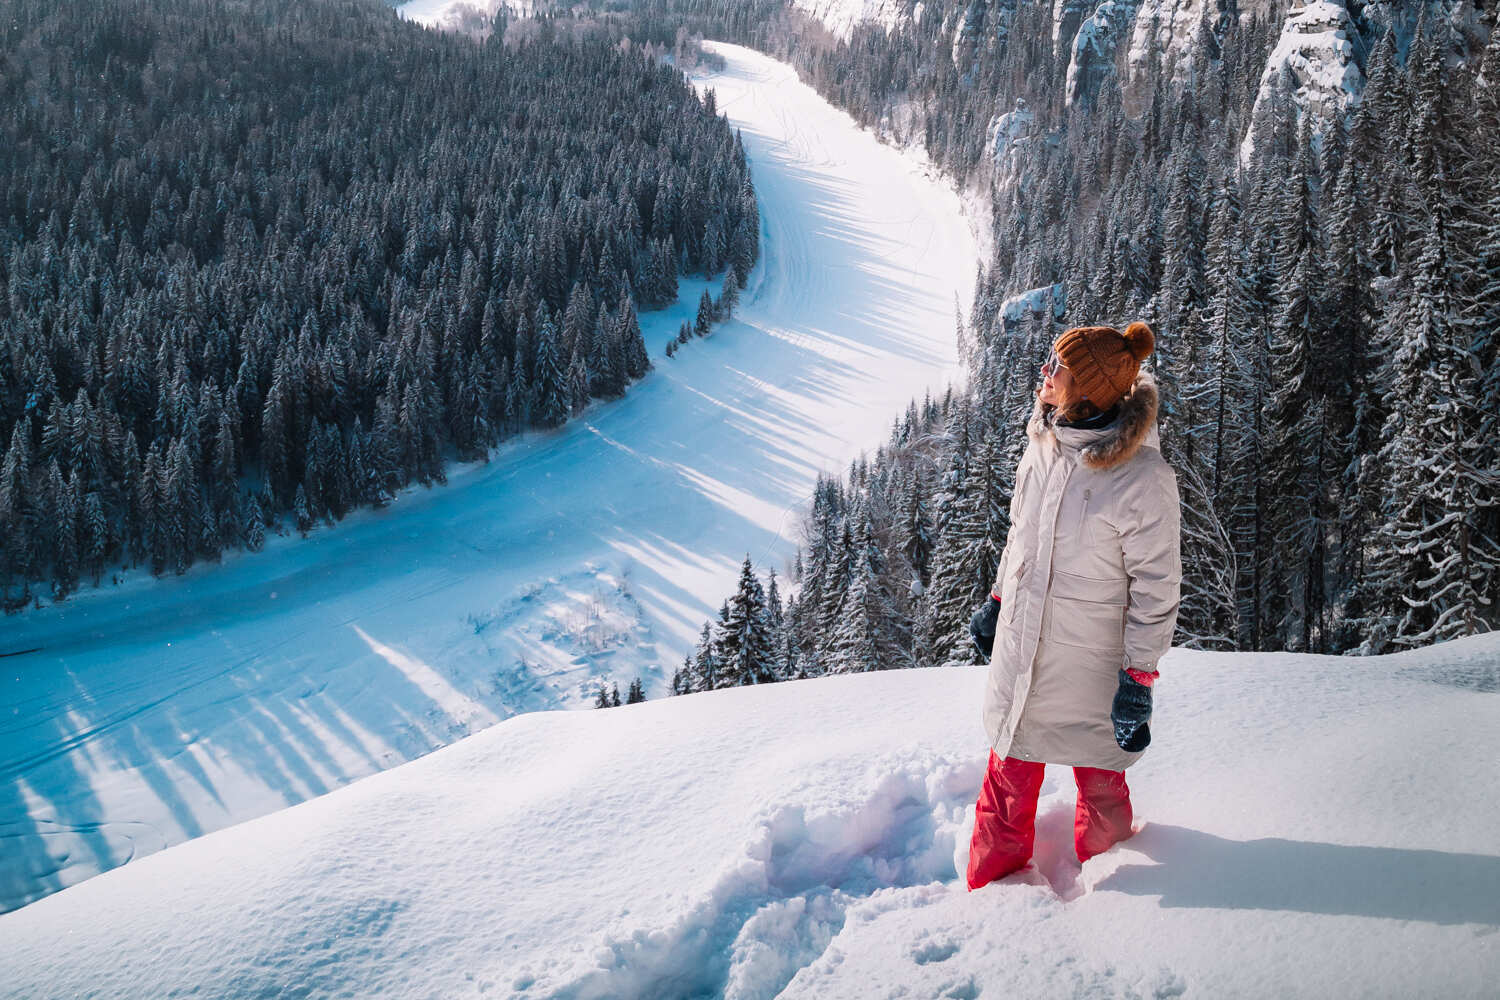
left=1026, top=369, right=1161, bottom=471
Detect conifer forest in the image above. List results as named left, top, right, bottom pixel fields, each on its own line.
left=663, top=0, right=1498, bottom=688
left=0, top=0, right=758, bottom=604
left=1, top=0, right=1494, bottom=672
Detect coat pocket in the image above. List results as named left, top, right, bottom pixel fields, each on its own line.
left=1078, top=487, right=1095, bottom=548
left=1000, top=556, right=1025, bottom=620
left=1047, top=570, right=1127, bottom=653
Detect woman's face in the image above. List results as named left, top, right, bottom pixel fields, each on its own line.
left=1039, top=355, right=1076, bottom=407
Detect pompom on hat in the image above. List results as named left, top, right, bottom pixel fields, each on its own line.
left=1052, top=321, right=1155, bottom=412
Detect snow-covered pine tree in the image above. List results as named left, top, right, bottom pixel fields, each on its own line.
left=83, top=491, right=108, bottom=587
left=49, top=464, right=79, bottom=599
left=815, top=508, right=855, bottom=652
left=0, top=422, right=36, bottom=602
left=915, top=403, right=983, bottom=666
left=718, top=267, right=740, bottom=319
left=1198, top=178, right=1258, bottom=648
left=827, top=499, right=907, bottom=672
left=618, top=294, right=651, bottom=381
left=1322, top=136, right=1384, bottom=650
left=681, top=622, right=716, bottom=693
left=1158, top=122, right=1209, bottom=475
left=897, top=464, right=935, bottom=595
left=1361, top=29, right=1496, bottom=651
left=566, top=349, right=591, bottom=417
left=717, top=555, right=777, bottom=685
left=1261, top=120, right=1332, bottom=651
left=531, top=304, right=569, bottom=429
left=1462, top=23, right=1500, bottom=620
left=765, top=567, right=784, bottom=632
left=657, top=236, right=679, bottom=305
left=294, top=483, right=313, bottom=538
left=794, top=475, right=842, bottom=654
left=778, top=591, right=804, bottom=680
left=694, top=289, right=714, bottom=337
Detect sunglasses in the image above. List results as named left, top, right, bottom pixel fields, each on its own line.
left=1041, top=351, right=1066, bottom=378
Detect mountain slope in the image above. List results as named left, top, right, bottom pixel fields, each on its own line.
left=1, top=634, right=1495, bottom=998
left=0, top=42, right=977, bottom=912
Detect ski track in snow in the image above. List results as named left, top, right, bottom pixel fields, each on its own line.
left=0, top=43, right=977, bottom=911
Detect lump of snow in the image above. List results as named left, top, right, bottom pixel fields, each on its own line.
left=1000, top=283, right=1067, bottom=326
left=1239, top=0, right=1365, bottom=165
left=5, top=633, right=1500, bottom=997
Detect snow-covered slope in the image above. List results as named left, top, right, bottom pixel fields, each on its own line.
left=2, top=634, right=1496, bottom=998
left=0, top=42, right=977, bottom=912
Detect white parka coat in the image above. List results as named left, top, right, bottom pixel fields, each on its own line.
left=983, top=370, right=1182, bottom=771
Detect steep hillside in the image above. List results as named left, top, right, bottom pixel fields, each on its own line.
left=645, top=0, right=1498, bottom=671
left=0, top=41, right=977, bottom=914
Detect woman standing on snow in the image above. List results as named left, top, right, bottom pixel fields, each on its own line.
left=964, top=321, right=1181, bottom=890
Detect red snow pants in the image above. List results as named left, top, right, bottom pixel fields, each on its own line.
left=966, top=751, right=1133, bottom=891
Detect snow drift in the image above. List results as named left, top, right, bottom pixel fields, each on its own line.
left=2, top=633, right=1496, bottom=998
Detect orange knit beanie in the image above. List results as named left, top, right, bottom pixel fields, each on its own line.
left=1052, top=321, right=1155, bottom=411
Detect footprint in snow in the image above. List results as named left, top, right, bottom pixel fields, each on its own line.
left=912, top=940, right=960, bottom=965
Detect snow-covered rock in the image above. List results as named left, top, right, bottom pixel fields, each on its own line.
left=1066, top=0, right=1141, bottom=106
left=1052, top=0, right=1095, bottom=51
left=1239, top=0, right=1365, bottom=165
left=953, top=0, right=1016, bottom=68
left=1000, top=282, right=1068, bottom=325
left=1122, top=0, right=1218, bottom=116
left=984, top=97, right=1045, bottom=196
left=987, top=97, right=1036, bottom=163
left=790, top=0, right=921, bottom=41
left=2, top=634, right=1496, bottom=996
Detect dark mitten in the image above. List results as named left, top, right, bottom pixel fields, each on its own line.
left=1111, top=669, right=1153, bottom=752
left=969, top=595, right=1002, bottom=662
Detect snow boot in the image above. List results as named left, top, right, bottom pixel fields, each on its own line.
left=1073, top=766, right=1133, bottom=862
left=966, top=753, right=1045, bottom=890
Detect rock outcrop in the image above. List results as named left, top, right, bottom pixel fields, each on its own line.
left=1065, top=0, right=1141, bottom=107
left=1239, top=1, right=1365, bottom=164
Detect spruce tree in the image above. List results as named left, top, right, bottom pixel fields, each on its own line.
left=718, top=555, right=777, bottom=685
left=531, top=304, right=569, bottom=429
left=827, top=502, right=906, bottom=672
left=694, top=289, right=714, bottom=337
left=1262, top=124, right=1331, bottom=651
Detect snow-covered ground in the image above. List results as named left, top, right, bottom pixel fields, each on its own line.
left=0, top=43, right=977, bottom=912
left=3, top=633, right=1496, bottom=998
